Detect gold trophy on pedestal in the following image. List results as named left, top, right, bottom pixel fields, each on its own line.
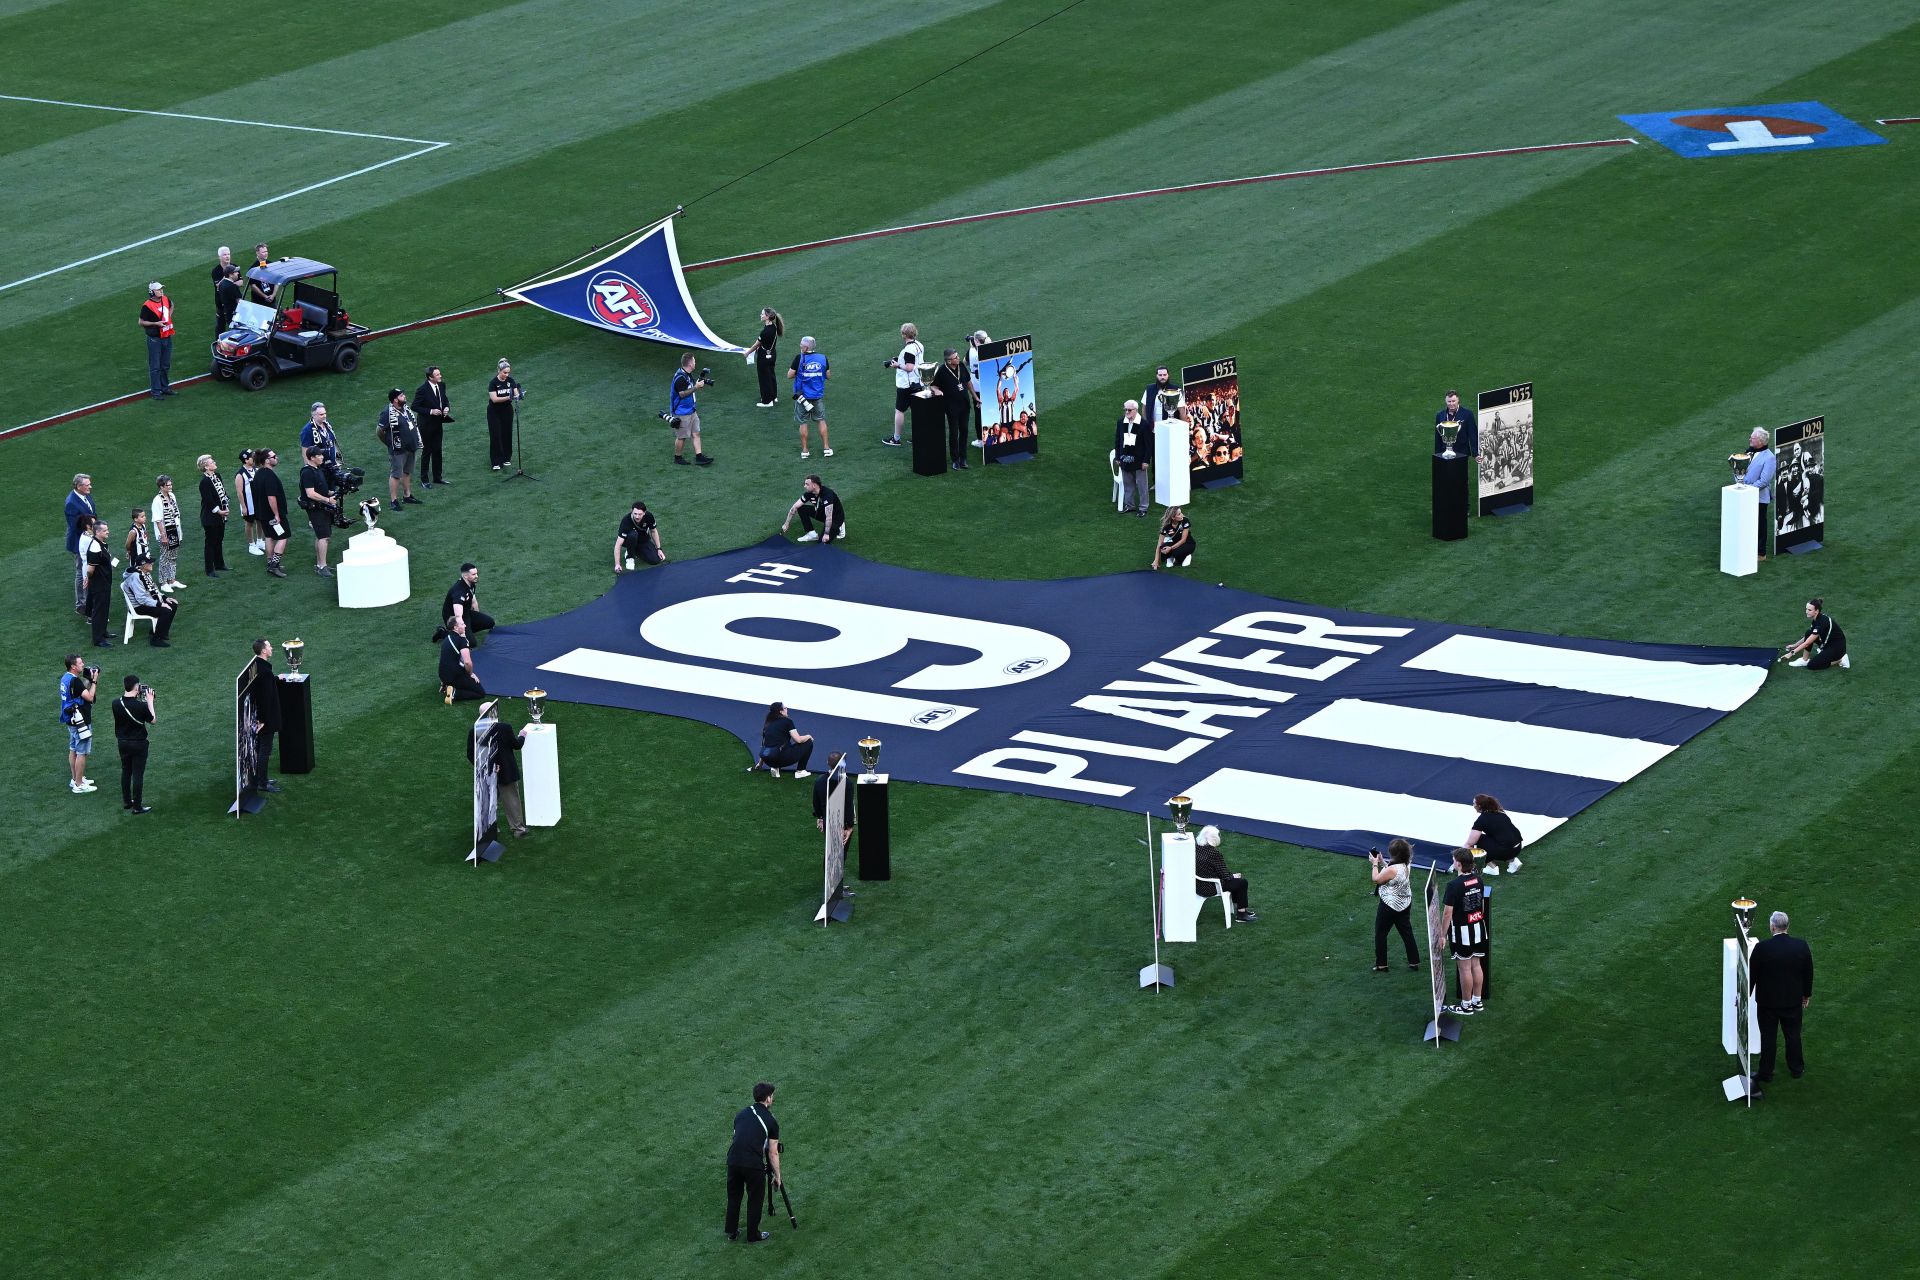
left=524, top=688, right=548, bottom=725
left=1167, top=794, right=1192, bottom=833
left=857, top=736, right=882, bottom=780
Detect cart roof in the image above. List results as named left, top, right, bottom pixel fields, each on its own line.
left=247, top=258, right=337, bottom=286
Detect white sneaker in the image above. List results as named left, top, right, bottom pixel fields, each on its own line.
left=800, top=450, right=810, bottom=459
left=823, top=447, right=834, bottom=457
left=768, top=768, right=781, bottom=779
left=1788, top=657, right=1808, bottom=668
left=70, top=780, right=96, bottom=793
left=756, top=401, right=776, bottom=408
left=794, top=770, right=813, bottom=779
left=1482, top=862, right=1500, bottom=876
left=797, top=531, right=820, bottom=543
left=1506, top=858, right=1523, bottom=873
left=248, top=542, right=264, bottom=556
left=1839, top=654, right=1851, bottom=668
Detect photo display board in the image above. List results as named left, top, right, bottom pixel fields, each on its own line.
left=1181, top=356, right=1243, bottom=487
left=1476, top=382, right=1534, bottom=515
left=977, top=335, right=1037, bottom=462
left=1773, top=415, right=1825, bottom=553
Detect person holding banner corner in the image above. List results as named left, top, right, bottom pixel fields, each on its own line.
left=439, top=616, right=486, bottom=703
left=1783, top=598, right=1848, bottom=670
left=751, top=702, right=813, bottom=778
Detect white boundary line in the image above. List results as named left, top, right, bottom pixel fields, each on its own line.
left=0, top=92, right=445, bottom=144
left=0, top=94, right=452, bottom=293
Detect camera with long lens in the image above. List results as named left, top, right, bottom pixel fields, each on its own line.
left=699, top=366, right=714, bottom=385
left=330, top=466, right=365, bottom=528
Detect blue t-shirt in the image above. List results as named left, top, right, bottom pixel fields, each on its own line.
left=791, top=352, right=828, bottom=400
left=670, top=370, right=697, bottom=416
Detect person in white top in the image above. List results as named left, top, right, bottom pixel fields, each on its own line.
left=1369, top=838, right=1421, bottom=971
left=881, top=322, right=924, bottom=446
left=966, top=329, right=989, bottom=443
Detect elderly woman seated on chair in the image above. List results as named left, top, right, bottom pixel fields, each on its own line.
left=1195, top=825, right=1257, bottom=922
left=1152, top=506, right=1195, bottom=570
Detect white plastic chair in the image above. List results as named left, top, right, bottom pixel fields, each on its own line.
left=120, top=582, right=154, bottom=644
left=1109, top=449, right=1124, bottom=511
left=1195, top=877, right=1234, bottom=929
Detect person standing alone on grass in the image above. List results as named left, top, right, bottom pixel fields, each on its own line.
left=111, top=674, right=156, bottom=814
left=881, top=322, right=924, bottom=446
left=1440, top=848, right=1488, bottom=1016
left=1369, top=839, right=1420, bottom=971
left=487, top=359, right=522, bottom=471
left=60, top=654, right=97, bottom=794
left=789, top=336, right=831, bottom=459
left=725, top=1082, right=782, bottom=1243
left=138, top=281, right=175, bottom=399
left=668, top=353, right=714, bottom=467
left=745, top=307, right=784, bottom=406
left=1748, top=911, right=1814, bottom=1097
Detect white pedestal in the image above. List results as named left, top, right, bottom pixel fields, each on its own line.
left=1154, top=421, right=1191, bottom=507
left=1720, top=485, right=1758, bottom=577
left=337, top=526, right=410, bottom=607
left=522, top=722, right=561, bottom=827
left=1159, top=832, right=1200, bottom=943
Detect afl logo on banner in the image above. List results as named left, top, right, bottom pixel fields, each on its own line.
left=586, top=272, right=659, bottom=329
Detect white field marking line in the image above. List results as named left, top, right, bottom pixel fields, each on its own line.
left=0, top=141, right=451, bottom=293
left=0, top=92, right=447, bottom=145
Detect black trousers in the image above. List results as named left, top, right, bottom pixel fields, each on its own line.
left=756, top=350, right=778, bottom=402
left=419, top=420, right=445, bottom=483
left=464, top=609, right=496, bottom=640
left=1807, top=638, right=1847, bottom=670
left=86, top=582, right=110, bottom=643
left=947, top=403, right=970, bottom=463
left=764, top=740, right=813, bottom=772
left=1758, top=504, right=1771, bottom=556
left=725, top=1164, right=766, bottom=1237
left=1756, top=1006, right=1805, bottom=1080
left=1202, top=873, right=1250, bottom=911
left=797, top=511, right=844, bottom=540
left=118, top=740, right=148, bottom=806
left=1374, top=899, right=1420, bottom=966
left=135, top=603, right=176, bottom=643
left=488, top=412, right=513, bottom=467
left=249, top=727, right=276, bottom=789
left=204, top=519, right=228, bottom=572
left=445, top=668, right=487, bottom=701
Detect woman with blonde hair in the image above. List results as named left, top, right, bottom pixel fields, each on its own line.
left=881, top=321, right=924, bottom=447
left=1152, top=506, right=1195, bottom=570
left=745, top=307, right=785, bottom=407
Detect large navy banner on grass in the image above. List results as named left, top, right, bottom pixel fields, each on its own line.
left=504, top=218, right=745, bottom=353
left=476, top=540, right=1771, bottom=864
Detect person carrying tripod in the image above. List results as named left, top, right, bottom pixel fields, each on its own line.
left=724, top=1082, right=784, bottom=1243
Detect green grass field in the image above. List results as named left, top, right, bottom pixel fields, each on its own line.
left=4, top=2, right=1918, bottom=1276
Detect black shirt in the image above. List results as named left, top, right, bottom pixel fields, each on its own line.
left=1114, top=416, right=1147, bottom=466
left=215, top=276, right=242, bottom=325
left=1159, top=516, right=1191, bottom=551
left=618, top=510, right=657, bottom=548
left=1443, top=873, right=1488, bottom=938
left=756, top=322, right=777, bottom=358
left=244, top=657, right=282, bottom=731
left=112, top=695, right=154, bottom=743
left=298, top=464, right=330, bottom=509
left=762, top=714, right=796, bottom=752
left=727, top=1103, right=779, bottom=1169
left=487, top=376, right=520, bottom=423
left=440, top=631, right=471, bottom=683
left=378, top=405, right=421, bottom=453
left=1749, top=933, right=1815, bottom=1011
left=444, top=579, right=477, bottom=624
left=800, top=486, right=842, bottom=528
left=1473, top=809, right=1523, bottom=858
left=85, top=540, right=111, bottom=592
left=252, top=467, right=288, bottom=523
left=1805, top=612, right=1845, bottom=651
left=465, top=718, right=524, bottom=786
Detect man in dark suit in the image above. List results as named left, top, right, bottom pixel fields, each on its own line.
left=242, top=638, right=283, bottom=794
left=1749, top=909, right=1814, bottom=1093
left=214, top=265, right=243, bottom=334
left=812, top=752, right=854, bottom=849
left=412, top=365, right=454, bottom=487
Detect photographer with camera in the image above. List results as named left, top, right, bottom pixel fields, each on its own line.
left=665, top=352, right=714, bottom=467
left=486, top=358, right=524, bottom=471
left=377, top=387, right=424, bottom=509
left=1369, top=839, right=1421, bottom=972
left=251, top=449, right=291, bottom=578
left=724, top=1082, right=783, bottom=1244
left=111, top=673, right=157, bottom=813
left=788, top=336, right=831, bottom=459
left=298, top=447, right=340, bottom=578
left=880, top=322, right=924, bottom=447
left=60, top=654, right=98, bottom=794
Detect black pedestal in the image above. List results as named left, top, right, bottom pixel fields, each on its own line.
left=910, top=396, right=946, bottom=477
left=856, top=774, right=891, bottom=880
left=1431, top=452, right=1469, bottom=541
left=278, top=673, right=314, bottom=773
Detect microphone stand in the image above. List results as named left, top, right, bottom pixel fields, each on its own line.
left=505, top=393, right=537, bottom=482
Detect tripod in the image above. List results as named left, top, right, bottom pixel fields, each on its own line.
left=765, top=1168, right=797, bottom=1229
left=504, top=396, right=537, bottom=482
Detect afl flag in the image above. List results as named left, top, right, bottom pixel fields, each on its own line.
left=504, top=217, right=745, bottom=353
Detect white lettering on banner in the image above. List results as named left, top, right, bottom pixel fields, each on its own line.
left=639, top=594, right=1069, bottom=691
left=1071, top=696, right=1270, bottom=738
left=1101, top=660, right=1298, bottom=704
left=1213, top=611, right=1411, bottom=654
left=1011, top=730, right=1213, bottom=764
left=1160, top=636, right=1354, bottom=682
left=538, top=648, right=977, bottom=729
left=726, top=561, right=810, bottom=585
left=954, top=748, right=1133, bottom=797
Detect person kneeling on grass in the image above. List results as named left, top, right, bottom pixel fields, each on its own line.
left=1466, top=793, right=1524, bottom=876
left=1783, top=597, right=1849, bottom=670
left=780, top=475, right=845, bottom=545
left=1195, top=825, right=1257, bottom=923
left=1152, top=506, right=1194, bottom=570
left=749, top=701, right=813, bottom=778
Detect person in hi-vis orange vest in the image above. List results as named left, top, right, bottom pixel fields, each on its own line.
left=139, top=281, right=176, bottom=399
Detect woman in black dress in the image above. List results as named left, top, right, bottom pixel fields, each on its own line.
left=1152, top=506, right=1195, bottom=570
left=751, top=701, right=814, bottom=778
left=195, top=452, right=230, bottom=576
left=745, top=307, right=784, bottom=407
left=1784, top=597, right=1849, bottom=670
left=1466, top=793, right=1523, bottom=875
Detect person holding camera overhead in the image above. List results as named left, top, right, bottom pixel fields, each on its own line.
left=744, top=307, right=784, bottom=407
left=298, top=447, right=340, bottom=578
left=60, top=654, right=98, bottom=795
left=111, top=674, right=157, bottom=814
left=667, top=352, right=714, bottom=467
left=486, top=359, right=523, bottom=471
left=1369, top=839, right=1421, bottom=971
left=724, top=1082, right=783, bottom=1243
left=1115, top=399, right=1149, bottom=515
left=880, top=322, right=924, bottom=447
left=788, top=336, right=831, bottom=459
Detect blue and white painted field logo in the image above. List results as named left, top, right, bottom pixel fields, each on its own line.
left=1620, top=102, right=1886, bottom=157
left=585, top=271, right=658, bottom=329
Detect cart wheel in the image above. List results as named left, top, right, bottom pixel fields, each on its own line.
left=332, top=344, right=361, bottom=373
left=238, top=361, right=271, bottom=391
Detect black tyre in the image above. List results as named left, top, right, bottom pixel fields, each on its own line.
left=332, top=344, right=361, bottom=373
left=238, top=361, right=271, bottom=391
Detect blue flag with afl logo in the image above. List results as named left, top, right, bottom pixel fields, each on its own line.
left=503, top=218, right=745, bottom=352
left=474, top=540, right=1774, bottom=866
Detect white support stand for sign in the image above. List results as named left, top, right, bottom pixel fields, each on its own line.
left=1720, top=484, right=1758, bottom=577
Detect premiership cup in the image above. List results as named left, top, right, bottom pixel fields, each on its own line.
left=1438, top=422, right=1462, bottom=460
left=1732, top=897, right=1756, bottom=937
left=525, top=688, right=547, bottom=724
left=857, top=736, right=882, bottom=775
left=1727, top=453, right=1750, bottom=483
left=283, top=638, right=305, bottom=673
left=1168, top=795, right=1192, bottom=832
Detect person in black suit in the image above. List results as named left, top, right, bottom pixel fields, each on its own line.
left=242, top=638, right=282, bottom=794
left=467, top=701, right=528, bottom=838
left=214, top=264, right=243, bottom=334
left=412, top=365, right=454, bottom=487
left=1435, top=390, right=1478, bottom=458
left=928, top=347, right=972, bottom=470
left=1749, top=910, right=1814, bottom=1092
left=196, top=453, right=231, bottom=576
